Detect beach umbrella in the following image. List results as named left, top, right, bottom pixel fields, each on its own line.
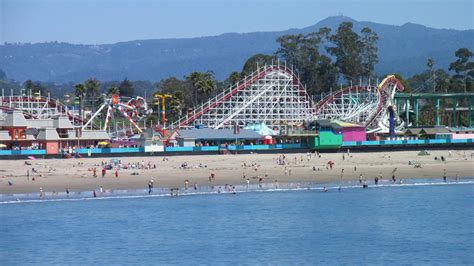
left=98, top=141, right=109, bottom=146
left=27, top=156, right=36, bottom=160
left=0, top=144, right=7, bottom=149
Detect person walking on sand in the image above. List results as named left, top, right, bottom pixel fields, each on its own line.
left=246, top=178, right=250, bottom=190
left=194, top=182, right=198, bottom=190
left=27, top=170, right=30, bottom=181
left=66, top=188, right=69, bottom=198
left=93, top=190, right=97, bottom=198
left=184, top=179, right=189, bottom=190
left=101, top=168, right=106, bottom=178
left=115, top=170, right=118, bottom=178
left=93, top=167, right=97, bottom=178
left=39, top=187, right=44, bottom=199
left=359, top=174, right=363, bottom=184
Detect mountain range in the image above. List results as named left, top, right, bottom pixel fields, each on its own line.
left=1, top=16, right=473, bottom=83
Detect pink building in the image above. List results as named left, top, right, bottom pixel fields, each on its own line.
left=333, top=121, right=367, bottom=142
left=450, top=128, right=474, bottom=139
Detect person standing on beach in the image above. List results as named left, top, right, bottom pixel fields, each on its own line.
left=359, top=174, right=363, bottom=184
left=66, top=188, right=69, bottom=198
left=194, top=182, right=198, bottom=190
left=93, top=168, right=97, bottom=178
left=148, top=181, right=153, bottom=194
left=101, top=168, right=106, bottom=178
left=93, top=190, right=97, bottom=198
left=184, top=180, right=189, bottom=190
left=374, top=176, right=379, bottom=185
left=39, top=187, right=44, bottom=199
left=27, top=170, right=30, bottom=181
left=115, top=170, right=118, bottom=178
left=246, top=178, right=250, bottom=189
left=443, top=169, right=447, bottom=182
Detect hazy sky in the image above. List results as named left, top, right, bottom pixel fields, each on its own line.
left=1, top=0, right=473, bottom=44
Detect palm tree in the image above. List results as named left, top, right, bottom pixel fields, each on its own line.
left=107, top=85, right=119, bottom=96
left=427, top=58, right=435, bottom=92
left=74, top=83, right=86, bottom=119
left=84, top=78, right=100, bottom=111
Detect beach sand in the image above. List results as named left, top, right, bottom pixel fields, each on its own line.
left=0, top=149, right=473, bottom=194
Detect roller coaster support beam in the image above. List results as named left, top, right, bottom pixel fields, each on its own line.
left=435, top=98, right=441, bottom=126
left=453, top=99, right=457, bottom=127
left=469, top=97, right=473, bottom=127
left=405, top=98, right=410, bottom=125
left=414, top=99, right=419, bottom=126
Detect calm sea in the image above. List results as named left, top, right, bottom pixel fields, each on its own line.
left=1, top=181, right=473, bottom=265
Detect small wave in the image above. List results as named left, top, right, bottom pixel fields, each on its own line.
left=1, top=180, right=473, bottom=205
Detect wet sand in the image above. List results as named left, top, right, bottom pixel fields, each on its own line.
left=0, top=149, right=473, bottom=194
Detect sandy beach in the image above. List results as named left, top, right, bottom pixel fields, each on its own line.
left=0, top=149, right=473, bottom=194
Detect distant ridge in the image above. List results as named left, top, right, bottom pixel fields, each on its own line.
left=1, top=16, right=473, bottom=82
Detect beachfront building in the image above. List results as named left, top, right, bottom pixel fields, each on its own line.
left=404, top=127, right=451, bottom=140
left=0, top=110, right=109, bottom=151
left=449, top=127, right=474, bottom=139
left=176, top=128, right=262, bottom=147
left=307, top=120, right=367, bottom=150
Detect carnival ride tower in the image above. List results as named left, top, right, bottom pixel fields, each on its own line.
left=82, top=94, right=150, bottom=134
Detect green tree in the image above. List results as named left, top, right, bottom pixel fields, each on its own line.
left=327, top=22, right=364, bottom=82
left=241, top=54, right=274, bottom=77
left=426, top=58, right=435, bottom=92
left=74, top=83, right=86, bottom=118
left=360, top=27, right=379, bottom=81
left=449, top=48, right=473, bottom=93
left=226, top=71, right=242, bottom=86
left=107, top=85, right=119, bottom=96
left=119, top=78, right=135, bottom=97
left=24, top=80, right=34, bottom=94
left=84, top=78, right=100, bottom=111
left=186, top=71, right=216, bottom=105
left=276, top=28, right=336, bottom=94
left=155, top=77, right=187, bottom=120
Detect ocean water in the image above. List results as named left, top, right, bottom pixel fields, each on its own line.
left=1, top=181, right=473, bottom=265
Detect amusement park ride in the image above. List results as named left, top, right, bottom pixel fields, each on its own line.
left=81, top=94, right=151, bottom=134
left=0, top=62, right=420, bottom=139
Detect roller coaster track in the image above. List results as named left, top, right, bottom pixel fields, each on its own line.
left=0, top=95, right=84, bottom=126
left=170, top=64, right=314, bottom=131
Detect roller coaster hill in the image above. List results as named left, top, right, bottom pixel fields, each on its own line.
left=1, top=63, right=473, bottom=156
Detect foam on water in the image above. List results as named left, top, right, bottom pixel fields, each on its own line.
left=1, top=178, right=473, bottom=205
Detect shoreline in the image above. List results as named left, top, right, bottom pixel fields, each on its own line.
left=0, top=149, right=473, bottom=195
left=1, top=178, right=473, bottom=204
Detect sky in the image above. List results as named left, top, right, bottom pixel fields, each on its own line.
left=1, top=0, right=473, bottom=44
